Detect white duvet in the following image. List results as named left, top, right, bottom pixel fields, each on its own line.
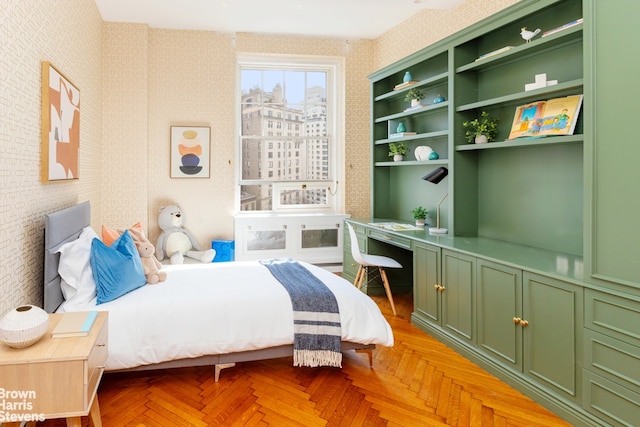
left=59, top=261, right=394, bottom=371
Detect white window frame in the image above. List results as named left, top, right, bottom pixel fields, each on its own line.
left=235, top=54, right=345, bottom=215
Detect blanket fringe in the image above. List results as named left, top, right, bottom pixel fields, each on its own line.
left=294, top=349, right=342, bottom=368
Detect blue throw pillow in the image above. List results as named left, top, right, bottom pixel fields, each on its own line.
left=91, top=229, right=146, bottom=304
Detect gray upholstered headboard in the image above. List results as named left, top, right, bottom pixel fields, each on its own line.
left=43, top=201, right=90, bottom=313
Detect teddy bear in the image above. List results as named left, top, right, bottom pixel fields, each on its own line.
left=136, top=240, right=167, bottom=284
left=156, top=204, right=216, bottom=264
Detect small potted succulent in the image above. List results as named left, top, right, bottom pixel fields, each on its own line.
left=411, top=206, right=428, bottom=227
left=388, top=142, right=407, bottom=161
left=463, top=111, right=499, bottom=143
left=405, top=88, right=425, bottom=108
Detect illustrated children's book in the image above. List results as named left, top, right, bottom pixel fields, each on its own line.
left=507, top=94, right=583, bottom=140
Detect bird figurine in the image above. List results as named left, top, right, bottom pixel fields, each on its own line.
left=520, top=27, right=541, bottom=42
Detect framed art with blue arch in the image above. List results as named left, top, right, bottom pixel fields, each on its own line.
left=170, top=126, right=210, bottom=178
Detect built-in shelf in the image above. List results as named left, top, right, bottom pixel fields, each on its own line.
left=456, top=24, right=583, bottom=74
left=456, top=79, right=583, bottom=112
left=374, top=159, right=448, bottom=167
left=375, top=101, right=448, bottom=123
left=376, top=130, right=448, bottom=145
left=455, top=134, right=583, bottom=151
left=374, top=72, right=448, bottom=102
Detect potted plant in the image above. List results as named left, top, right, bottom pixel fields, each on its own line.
left=388, top=142, right=407, bottom=161
left=463, top=111, right=498, bottom=143
left=405, top=88, right=425, bottom=108
left=411, top=206, right=428, bottom=226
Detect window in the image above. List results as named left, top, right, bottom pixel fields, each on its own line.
left=237, top=55, right=343, bottom=213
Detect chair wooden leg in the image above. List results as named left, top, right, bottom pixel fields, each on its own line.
left=354, top=264, right=364, bottom=289
left=379, top=267, right=397, bottom=316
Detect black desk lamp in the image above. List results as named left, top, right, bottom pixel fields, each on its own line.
left=422, top=167, right=448, bottom=234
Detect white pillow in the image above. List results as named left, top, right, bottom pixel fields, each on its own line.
left=57, top=226, right=98, bottom=309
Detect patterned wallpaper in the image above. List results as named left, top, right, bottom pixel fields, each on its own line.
left=0, top=0, right=103, bottom=315
left=0, top=0, right=517, bottom=314
left=101, top=28, right=375, bottom=247
left=374, top=0, right=520, bottom=70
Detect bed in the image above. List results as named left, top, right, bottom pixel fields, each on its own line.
left=43, top=202, right=393, bottom=380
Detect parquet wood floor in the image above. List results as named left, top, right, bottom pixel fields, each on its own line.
left=37, top=294, right=571, bottom=426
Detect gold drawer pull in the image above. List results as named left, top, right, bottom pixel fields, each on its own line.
left=513, top=317, right=521, bottom=324
left=520, top=320, right=529, bottom=327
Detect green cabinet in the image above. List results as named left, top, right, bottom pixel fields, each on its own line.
left=413, top=242, right=441, bottom=323
left=440, top=250, right=475, bottom=344
left=476, top=262, right=582, bottom=402
left=412, top=246, right=475, bottom=345
left=366, top=0, right=640, bottom=424
left=477, top=260, right=523, bottom=370
left=523, top=272, right=583, bottom=402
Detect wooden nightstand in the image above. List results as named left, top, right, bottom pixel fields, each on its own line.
left=0, top=311, right=108, bottom=427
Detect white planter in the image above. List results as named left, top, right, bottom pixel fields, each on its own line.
left=411, top=99, right=421, bottom=108
left=393, top=154, right=404, bottom=162
left=475, top=135, right=488, bottom=144
left=415, top=219, right=425, bottom=227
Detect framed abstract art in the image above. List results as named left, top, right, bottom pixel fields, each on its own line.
left=41, top=61, right=80, bottom=182
left=170, top=126, right=211, bottom=178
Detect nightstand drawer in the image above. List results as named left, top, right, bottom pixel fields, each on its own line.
left=86, top=317, right=108, bottom=409
left=87, top=319, right=108, bottom=381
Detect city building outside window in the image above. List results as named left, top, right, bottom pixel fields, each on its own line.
left=237, top=55, right=344, bottom=213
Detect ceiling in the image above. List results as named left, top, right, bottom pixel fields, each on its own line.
left=94, top=0, right=466, bottom=39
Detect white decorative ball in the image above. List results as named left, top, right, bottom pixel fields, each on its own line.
left=0, top=305, right=50, bottom=348
left=415, top=146, right=434, bottom=161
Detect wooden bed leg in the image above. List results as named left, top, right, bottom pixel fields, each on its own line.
left=214, top=363, right=236, bottom=382
left=355, top=348, right=373, bottom=367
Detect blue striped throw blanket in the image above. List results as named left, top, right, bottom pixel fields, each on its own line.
left=260, top=258, right=342, bottom=368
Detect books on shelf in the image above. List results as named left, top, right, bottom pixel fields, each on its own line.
left=393, top=81, right=418, bottom=90
left=389, top=132, right=417, bottom=138
left=507, top=94, right=583, bottom=140
left=542, top=18, right=583, bottom=37
left=475, top=46, right=514, bottom=62
left=51, top=311, right=98, bottom=338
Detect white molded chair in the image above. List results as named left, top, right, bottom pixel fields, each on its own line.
left=347, top=222, right=401, bottom=315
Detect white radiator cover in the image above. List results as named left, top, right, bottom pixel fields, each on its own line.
left=234, top=213, right=349, bottom=272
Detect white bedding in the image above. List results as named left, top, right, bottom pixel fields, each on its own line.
left=58, top=260, right=394, bottom=371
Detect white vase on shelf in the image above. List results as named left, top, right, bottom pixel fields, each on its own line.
left=475, top=135, right=488, bottom=144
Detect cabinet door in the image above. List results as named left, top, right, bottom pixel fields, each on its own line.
left=476, top=259, right=522, bottom=371
left=413, top=242, right=441, bottom=324
left=523, top=272, right=583, bottom=402
left=441, top=250, right=475, bottom=344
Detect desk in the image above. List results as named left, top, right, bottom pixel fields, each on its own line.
left=345, top=218, right=584, bottom=286
left=344, top=218, right=586, bottom=415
